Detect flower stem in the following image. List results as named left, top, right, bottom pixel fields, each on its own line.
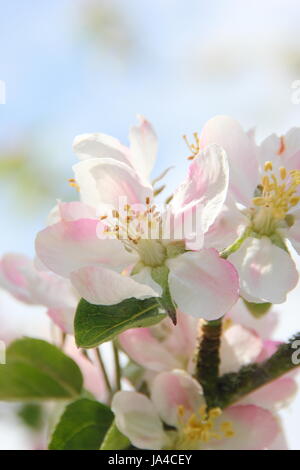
left=113, top=341, right=122, bottom=391
left=217, top=332, right=300, bottom=408
left=220, top=227, right=251, bottom=259
left=94, top=347, right=112, bottom=395
left=195, top=318, right=223, bottom=409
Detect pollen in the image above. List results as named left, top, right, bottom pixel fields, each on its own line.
left=183, top=132, right=201, bottom=160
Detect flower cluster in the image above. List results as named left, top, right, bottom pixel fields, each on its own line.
left=0, top=115, right=299, bottom=450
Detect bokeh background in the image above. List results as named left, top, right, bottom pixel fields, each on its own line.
left=1, top=0, right=300, bottom=449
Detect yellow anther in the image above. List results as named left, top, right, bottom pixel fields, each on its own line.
left=68, top=178, right=80, bottom=191
left=208, top=407, right=222, bottom=419
left=280, top=167, right=287, bottom=180
left=290, top=196, right=300, bottom=206
left=253, top=197, right=266, bottom=206
left=221, top=421, right=235, bottom=438
left=264, top=161, right=273, bottom=172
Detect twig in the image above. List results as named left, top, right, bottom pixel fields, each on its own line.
left=94, top=347, right=112, bottom=395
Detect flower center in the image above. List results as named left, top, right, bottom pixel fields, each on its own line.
left=101, top=199, right=167, bottom=267
left=174, top=405, right=234, bottom=449
left=251, top=161, right=300, bottom=235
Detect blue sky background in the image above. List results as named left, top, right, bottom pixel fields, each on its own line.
left=1, top=0, right=300, bottom=448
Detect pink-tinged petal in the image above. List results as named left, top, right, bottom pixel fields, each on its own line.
left=0, top=253, right=33, bottom=303
left=259, top=128, right=300, bottom=171
left=229, top=237, right=299, bottom=303
left=21, top=268, right=78, bottom=311
left=267, top=432, right=289, bottom=450
left=288, top=212, right=300, bottom=255
left=129, top=115, right=157, bottom=179
left=256, top=340, right=281, bottom=362
left=35, top=219, right=135, bottom=277
left=171, top=144, right=229, bottom=234
left=220, top=324, right=263, bottom=374
left=212, top=405, right=279, bottom=450
left=70, top=265, right=159, bottom=305
left=200, top=116, right=259, bottom=206
left=167, top=249, right=239, bottom=320
left=73, top=132, right=130, bottom=165
left=119, top=328, right=180, bottom=372
left=204, top=203, right=248, bottom=252
left=47, top=202, right=97, bottom=226
left=73, top=158, right=153, bottom=210
left=163, top=311, right=198, bottom=361
left=112, top=391, right=166, bottom=450
left=0, top=254, right=79, bottom=322
left=239, top=377, right=297, bottom=411
left=151, top=370, right=203, bottom=427
left=58, top=201, right=97, bottom=221
left=65, top=339, right=107, bottom=401
left=47, top=308, right=75, bottom=334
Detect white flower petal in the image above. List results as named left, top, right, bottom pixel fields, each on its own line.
left=35, top=219, right=135, bottom=278
left=220, top=324, right=262, bottom=375
left=129, top=115, right=157, bottom=179
left=167, top=249, right=239, bottom=320
left=171, top=144, right=229, bottom=234
left=73, top=132, right=130, bottom=165
left=151, top=370, right=203, bottom=427
left=70, top=265, right=159, bottom=305
left=229, top=237, right=299, bottom=303
left=73, top=158, right=153, bottom=211
left=112, top=391, right=166, bottom=449
left=200, top=115, right=259, bottom=206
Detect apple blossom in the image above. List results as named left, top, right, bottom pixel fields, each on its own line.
left=35, top=139, right=239, bottom=321
left=197, top=116, right=300, bottom=303
left=112, top=370, right=280, bottom=450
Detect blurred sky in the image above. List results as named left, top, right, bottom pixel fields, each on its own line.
left=1, top=0, right=300, bottom=449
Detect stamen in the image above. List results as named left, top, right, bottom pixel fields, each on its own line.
left=252, top=164, right=300, bottom=222
left=176, top=405, right=234, bottom=446
left=280, top=167, right=287, bottom=180
left=183, top=132, right=201, bottom=160
left=264, top=161, right=273, bottom=172
left=68, top=178, right=80, bottom=191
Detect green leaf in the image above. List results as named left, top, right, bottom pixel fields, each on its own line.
left=75, top=297, right=166, bottom=348
left=0, top=338, right=83, bottom=401
left=49, top=399, right=114, bottom=450
left=18, top=403, right=44, bottom=430
left=243, top=299, right=272, bottom=318
left=100, top=421, right=130, bottom=450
